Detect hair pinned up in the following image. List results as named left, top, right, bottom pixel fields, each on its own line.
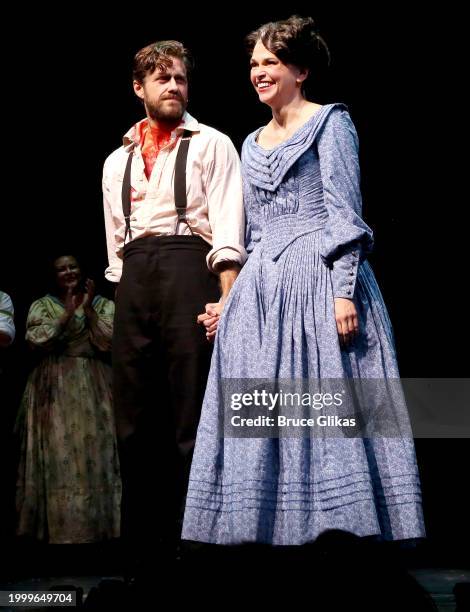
left=246, top=15, right=330, bottom=95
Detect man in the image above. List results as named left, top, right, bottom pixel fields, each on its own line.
left=0, top=291, right=15, bottom=350
left=102, top=40, right=245, bottom=564
left=0, top=290, right=14, bottom=544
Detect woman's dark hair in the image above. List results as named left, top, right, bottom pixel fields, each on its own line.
left=245, top=15, right=330, bottom=97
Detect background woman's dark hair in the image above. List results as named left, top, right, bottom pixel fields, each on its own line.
left=245, top=15, right=331, bottom=98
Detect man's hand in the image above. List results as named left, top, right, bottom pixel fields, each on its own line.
left=197, top=301, right=224, bottom=342
left=197, top=261, right=240, bottom=342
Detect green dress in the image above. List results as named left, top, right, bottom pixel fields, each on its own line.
left=15, top=295, right=121, bottom=543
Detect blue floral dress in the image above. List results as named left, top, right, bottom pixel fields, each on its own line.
left=182, top=104, right=425, bottom=545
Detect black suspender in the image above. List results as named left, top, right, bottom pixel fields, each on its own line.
left=121, top=129, right=193, bottom=243
left=174, top=130, right=193, bottom=234
left=122, top=152, right=133, bottom=243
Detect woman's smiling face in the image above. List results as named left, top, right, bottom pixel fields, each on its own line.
left=54, top=255, right=81, bottom=292
left=250, top=40, right=308, bottom=108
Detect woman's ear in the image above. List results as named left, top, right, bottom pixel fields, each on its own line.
left=296, top=67, right=309, bottom=85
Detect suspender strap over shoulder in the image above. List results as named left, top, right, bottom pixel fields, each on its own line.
left=174, top=129, right=193, bottom=233
left=122, top=151, right=133, bottom=242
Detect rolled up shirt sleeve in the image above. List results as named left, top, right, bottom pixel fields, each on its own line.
left=102, top=160, right=124, bottom=284
left=205, top=134, right=247, bottom=272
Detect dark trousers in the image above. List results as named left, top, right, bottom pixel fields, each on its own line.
left=112, top=236, right=219, bottom=553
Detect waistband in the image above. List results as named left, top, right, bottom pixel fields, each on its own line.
left=261, top=214, right=326, bottom=261
left=123, top=235, right=211, bottom=259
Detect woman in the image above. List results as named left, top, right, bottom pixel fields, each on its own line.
left=183, top=16, right=425, bottom=545
left=16, top=255, right=121, bottom=543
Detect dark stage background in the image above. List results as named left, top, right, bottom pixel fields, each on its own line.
left=0, top=6, right=467, bottom=569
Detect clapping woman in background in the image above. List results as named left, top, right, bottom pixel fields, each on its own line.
left=15, top=254, right=121, bottom=544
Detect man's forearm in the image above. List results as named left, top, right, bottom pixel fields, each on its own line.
left=216, top=262, right=241, bottom=301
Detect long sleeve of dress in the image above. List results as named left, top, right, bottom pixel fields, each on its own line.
left=88, top=297, right=114, bottom=352
left=317, top=108, right=374, bottom=299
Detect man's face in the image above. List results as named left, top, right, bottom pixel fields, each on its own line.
left=134, top=57, right=188, bottom=124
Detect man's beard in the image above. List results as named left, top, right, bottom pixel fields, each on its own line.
left=146, top=96, right=186, bottom=124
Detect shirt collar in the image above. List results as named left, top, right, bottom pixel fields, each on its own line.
left=123, top=111, right=199, bottom=150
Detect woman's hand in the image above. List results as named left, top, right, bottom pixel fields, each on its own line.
left=58, top=287, right=77, bottom=327
left=64, top=287, right=77, bottom=316
left=197, top=301, right=225, bottom=342
left=334, top=297, right=359, bottom=348
left=82, top=279, right=96, bottom=315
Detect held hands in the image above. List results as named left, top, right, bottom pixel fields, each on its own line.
left=199, top=296, right=360, bottom=346
left=197, top=300, right=225, bottom=342
left=199, top=297, right=360, bottom=346
left=334, top=297, right=359, bottom=348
